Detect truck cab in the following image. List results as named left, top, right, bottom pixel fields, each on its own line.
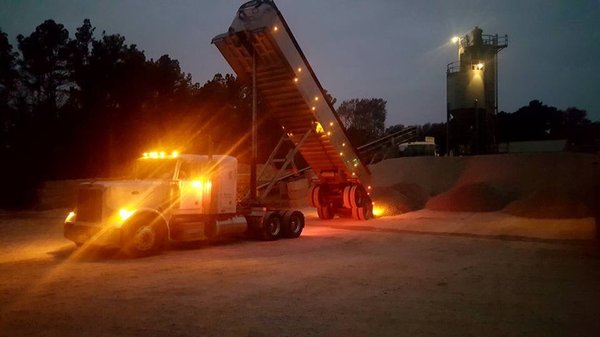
left=64, top=152, right=304, bottom=256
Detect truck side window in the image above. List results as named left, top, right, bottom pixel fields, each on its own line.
left=179, top=162, right=190, bottom=180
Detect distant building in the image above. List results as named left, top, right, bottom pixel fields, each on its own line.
left=398, top=137, right=438, bottom=157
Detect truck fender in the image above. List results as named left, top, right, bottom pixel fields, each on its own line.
left=122, top=208, right=169, bottom=237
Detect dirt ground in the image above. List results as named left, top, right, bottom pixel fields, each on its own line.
left=1, top=209, right=599, bottom=337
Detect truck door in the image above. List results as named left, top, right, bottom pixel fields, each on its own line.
left=178, top=161, right=211, bottom=212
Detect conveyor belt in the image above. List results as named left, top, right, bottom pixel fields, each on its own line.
left=212, top=0, right=371, bottom=188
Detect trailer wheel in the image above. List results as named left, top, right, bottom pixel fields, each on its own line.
left=123, top=217, right=166, bottom=257
left=308, top=185, right=323, bottom=208
left=342, top=186, right=352, bottom=208
left=350, top=186, right=366, bottom=208
left=351, top=206, right=372, bottom=221
left=282, top=210, right=305, bottom=238
left=261, top=212, right=282, bottom=241
left=317, top=205, right=334, bottom=220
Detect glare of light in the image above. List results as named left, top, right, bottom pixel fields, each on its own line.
left=119, top=209, right=135, bottom=221
left=294, top=77, right=299, bottom=83
left=171, top=151, right=179, bottom=157
left=192, top=180, right=203, bottom=189
left=273, top=26, right=278, bottom=32
left=339, top=152, right=343, bottom=156
left=314, top=96, right=319, bottom=101
left=476, top=63, right=484, bottom=70
left=297, top=67, right=302, bottom=72
left=327, top=131, right=331, bottom=136
left=65, top=211, right=76, bottom=223
left=311, top=106, right=316, bottom=111
left=451, top=36, right=460, bottom=44
left=342, top=143, right=346, bottom=147
left=143, top=152, right=149, bottom=158
left=329, top=122, right=333, bottom=126
left=372, top=206, right=385, bottom=217
left=159, top=151, right=166, bottom=158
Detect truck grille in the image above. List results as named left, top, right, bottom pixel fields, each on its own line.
left=77, top=187, right=103, bottom=222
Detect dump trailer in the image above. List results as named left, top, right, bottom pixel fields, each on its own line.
left=213, top=0, right=373, bottom=220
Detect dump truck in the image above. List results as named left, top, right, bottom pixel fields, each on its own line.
left=64, top=0, right=375, bottom=255
left=64, top=152, right=304, bottom=256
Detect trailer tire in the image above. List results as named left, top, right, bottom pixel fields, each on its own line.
left=309, top=185, right=324, bottom=208
left=342, top=186, right=353, bottom=209
left=281, top=210, right=304, bottom=238
left=317, top=205, right=334, bottom=220
left=350, top=185, right=364, bottom=208
left=351, top=206, right=372, bottom=221
left=261, top=212, right=282, bottom=241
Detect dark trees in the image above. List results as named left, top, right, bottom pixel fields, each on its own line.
left=17, top=20, right=71, bottom=119
left=496, top=100, right=598, bottom=151
left=0, top=29, right=18, bottom=130
left=337, top=98, right=387, bottom=146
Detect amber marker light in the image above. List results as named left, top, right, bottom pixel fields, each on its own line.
left=65, top=211, right=76, bottom=223
left=315, top=122, right=324, bottom=134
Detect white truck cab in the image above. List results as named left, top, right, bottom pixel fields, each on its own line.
left=64, top=152, right=304, bottom=256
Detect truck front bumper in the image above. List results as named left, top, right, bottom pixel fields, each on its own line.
left=64, top=222, right=122, bottom=247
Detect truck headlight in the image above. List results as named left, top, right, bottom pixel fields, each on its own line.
left=119, top=209, right=135, bottom=222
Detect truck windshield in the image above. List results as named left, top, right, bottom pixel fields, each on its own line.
left=134, top=159, right=177, bottom=180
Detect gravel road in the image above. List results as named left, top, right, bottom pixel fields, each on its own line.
left=1, top=209, right=599, bottom=337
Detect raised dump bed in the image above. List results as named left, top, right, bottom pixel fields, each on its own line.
left=213, top=0, right=373, bottom=220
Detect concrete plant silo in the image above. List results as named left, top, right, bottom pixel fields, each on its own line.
left=446, top=27, right=507, bottom=155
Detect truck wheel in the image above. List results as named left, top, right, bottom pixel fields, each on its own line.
left=342, top=186, right=353, bottom=208
left=281, top=210, right=304, bottom=238
left=124, top=218, right=166, bottom=257
left=317, top=205, right=334, bottom=220
left=261, top=212, right=282, bottom=241
left=308, top=186, right=323, bottom=208
left=351, top=206, right=372, bottom=220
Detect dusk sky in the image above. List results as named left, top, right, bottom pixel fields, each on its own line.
left=1, top=0, right=598, bottom=126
